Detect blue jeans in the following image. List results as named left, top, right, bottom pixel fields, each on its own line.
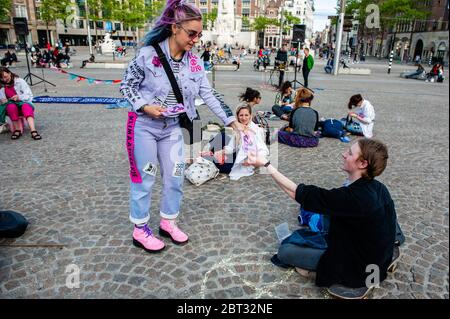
left=278, top=243, right=325, bottom=270
left=204, top=61, right=212, bottom=71
left=127, top=115, right=185, bottom=224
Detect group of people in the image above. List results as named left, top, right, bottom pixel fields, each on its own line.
left=0, top=50, right=19, bottom=67
left=118, top=0, right=400, bottom=299
left=403, top=62, right=445, bottom=82
left=29, top=44, right=72, bottom=68
left=270, top=80, right=375, bottom=148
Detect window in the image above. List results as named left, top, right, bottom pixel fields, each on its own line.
left=89, top=21, right=94, bottom=29
left=200, top=1, right=207, bottom=6
left=77, top=0, right=86, bottom=18
left=77, top=20, right=84, bottom=29
left=15, top=5, right=28, bottom=19
left=242, top=0, right=250, bottom=7
left=96, top=21, right=103, bottom=29
left=201, top=8, right=207, bottom=14
left=115, top=23, right=122, bottom=31
left=35, top=7, right=42, bottom=20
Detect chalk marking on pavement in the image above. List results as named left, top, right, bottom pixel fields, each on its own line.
left=200, top=252, right=298, bottom=299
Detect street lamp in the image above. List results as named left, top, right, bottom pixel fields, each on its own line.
left=85, top=0, right=93, bottom=55
left=332, top=0, right=345, bottom=75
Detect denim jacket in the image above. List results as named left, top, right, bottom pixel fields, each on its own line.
left=120, top=39, right=235, bottom=125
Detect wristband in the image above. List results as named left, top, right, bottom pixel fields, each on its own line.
left=263, top=160, right=271, bottom=167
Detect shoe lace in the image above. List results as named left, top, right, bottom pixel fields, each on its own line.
left=143, top=225, right=153, bottom=238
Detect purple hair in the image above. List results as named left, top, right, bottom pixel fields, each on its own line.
left=143, top=0, right=202, bottom=47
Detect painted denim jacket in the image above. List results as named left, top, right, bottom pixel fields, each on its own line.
left=120, top=38, right=235, bottom=126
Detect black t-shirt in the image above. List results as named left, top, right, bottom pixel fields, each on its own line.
left=201, top=50, right=211, bottom=62
left=295, top=178, right=397, bottom=288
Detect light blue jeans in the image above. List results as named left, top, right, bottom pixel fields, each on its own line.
left=127, top=115, right=185, bottom=224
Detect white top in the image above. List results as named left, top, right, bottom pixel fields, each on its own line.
left=0, top=78, right=34, bottom=103
left=354, top=99, right=375, bottom=138
left=229, top=121, right=269, bottom=181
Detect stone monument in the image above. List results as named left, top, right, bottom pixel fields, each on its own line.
left=100, top=33, right=115, bottom=54
left=215, top=0, right=235, bottom=47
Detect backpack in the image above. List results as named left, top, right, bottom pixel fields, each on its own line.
left=322, top=118, right=345, bottom=138
left=298, top=207, right=330, bottom=233
left=0, top=211, right=29, bottom=238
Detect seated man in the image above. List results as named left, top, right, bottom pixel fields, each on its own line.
left=244, top=138, right=400, bottom=299
left=404, top=64, right=425, bottom=79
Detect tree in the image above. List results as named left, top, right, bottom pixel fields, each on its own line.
left=282, top=11, right=301, bottom=34
left=40, top=0, right=72, bottom=46
left=251, top=16, right=279, bottom=32
left=203, top=7, right=218, bottom=30
left=0, top=0, right=11, bottom=23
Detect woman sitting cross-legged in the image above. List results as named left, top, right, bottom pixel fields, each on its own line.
left=277, top=87, right=319, bottom=148
left=0, top=67, right=41, bottom=140
left=243, top=139, right=401, bottom=299
left=272, top=81, right=295, bottom=121
left=202, top=104, right=269, bottom=180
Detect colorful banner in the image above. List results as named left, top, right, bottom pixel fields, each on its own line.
left=32, top=96, right=129, bottom=105
left=49, top=66, right=122, bottom=85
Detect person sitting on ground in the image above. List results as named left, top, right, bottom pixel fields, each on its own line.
left=81, top=54, right=95, bottom=68
left=235, top=87, right=262, bottom=114
left=272, top=81, right=295, bottom=121
left=202, top=104, right=269, bottom=180
left=232, top=55, right=241, bottom=71
left=324, top=54, right=334, bottom=74
left=343, top=94, right=375, bottom=138
left=425, top=63, right=440, bottom=82
left=0, top=51, right=12, bottom=66
left=404, top=63, right=425, bottom=79
left=437, top=63, right=445, bottom=82
left=243, top=138, right=400, bottom=299
left=278, top=87, right=320, bottom=148
left=0, top=67, right=42, bottom=140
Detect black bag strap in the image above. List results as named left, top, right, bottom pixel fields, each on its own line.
left=153, top=44, right=183, bottom=104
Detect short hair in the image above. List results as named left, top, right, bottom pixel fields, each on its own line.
left=304, top=47, right=310, bottom=52
left=294, top=87, right=314, bottom=106
left=357, top=138, right=389, bottom=180
left=348, top=94, right=363, bottom=109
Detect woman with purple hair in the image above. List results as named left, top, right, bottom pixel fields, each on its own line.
left=120, top=0, right=243, bottom=253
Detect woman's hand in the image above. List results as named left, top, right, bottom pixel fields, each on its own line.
left=230, top=120, right=245, bottom=132
left=348, top=112, right=357, bottom=118
left=142, top=105, right=167, bottom=118
left=243, top=151, right=267, bottom=168
left=10, top=95, right=19, bottom=102
left=213, top=150, right=226, bottom=165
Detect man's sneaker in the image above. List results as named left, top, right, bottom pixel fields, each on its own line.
left=326, top=284, right=374, bottom=299
left=388, top=246, right=401, bottom=273
left=159, top=218, right=189, bottom=245
left=132, top=225, right=165, bottom=253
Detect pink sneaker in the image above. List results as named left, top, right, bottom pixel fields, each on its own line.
left=132, top=225, right=165, bottom=253
left=159, top=218, right=189, bottom=245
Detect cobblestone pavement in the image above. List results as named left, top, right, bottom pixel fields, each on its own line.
left=0, top=54, right=448, bottom=299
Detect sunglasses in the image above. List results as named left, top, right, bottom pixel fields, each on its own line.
left=178, top=24, right=203, bottom=40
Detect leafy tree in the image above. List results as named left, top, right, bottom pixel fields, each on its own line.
left=203, top=7, right=218, bottom=30
left=282, top=11, right=301, bottom=34
left=0, top=0, right=11, bottom=23
left=251, top=16, right=279, bottom=32
left=40, top=0, right=72, bottom=46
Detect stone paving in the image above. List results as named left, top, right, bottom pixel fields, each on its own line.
left=0, top=50, right=448, bottom=299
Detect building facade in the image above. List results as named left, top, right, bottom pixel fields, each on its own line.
left=283, top=0, right=314, bottom=40
left=0, top=0, right=144, bottom=48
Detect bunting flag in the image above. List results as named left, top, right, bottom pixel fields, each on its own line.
left=49, top=66, right=122, bottom=85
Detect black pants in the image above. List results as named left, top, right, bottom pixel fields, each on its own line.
left=278, top=70, right=285, bottom=88
left=303, top=68, right=310, bottom=88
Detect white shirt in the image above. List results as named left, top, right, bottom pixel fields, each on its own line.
left=229, top=122, right=269, bottom=181
left=354, top=100, right=375, bottom=138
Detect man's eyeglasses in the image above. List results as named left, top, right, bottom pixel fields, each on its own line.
left=178, top=24, right=203, bottom=40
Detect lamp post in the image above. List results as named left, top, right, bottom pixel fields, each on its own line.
left=85, top=0, right=93, bottom=55
left=332, top=0, right=345, bottom=75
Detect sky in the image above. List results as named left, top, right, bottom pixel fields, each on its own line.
left=313, top=0, right=338, bottom=32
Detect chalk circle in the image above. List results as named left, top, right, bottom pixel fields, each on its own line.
left=200, top=252, right=299, bottom=299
